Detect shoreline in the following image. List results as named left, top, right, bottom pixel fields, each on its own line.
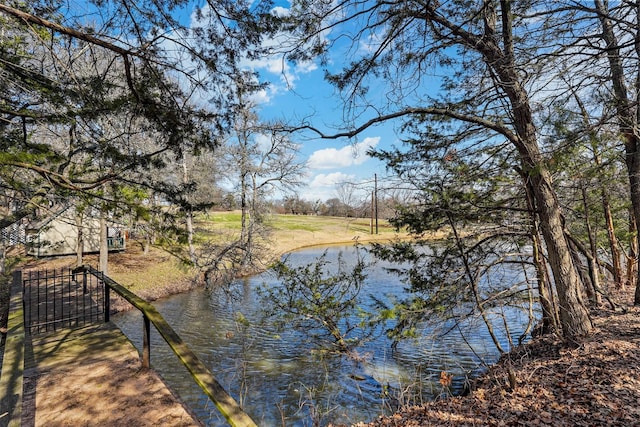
left=6, top=221, right=637, bottom=426
left=354, top=288, right=640, bottom=426
left=123, top=232, right=415, bottom=312
left=16, top=229, right=417, bottom=313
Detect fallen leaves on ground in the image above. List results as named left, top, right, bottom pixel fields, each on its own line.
left=351, top=289, right=640, bottom=427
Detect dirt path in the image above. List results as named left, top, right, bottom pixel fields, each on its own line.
left=22, top=323, right=202, bottom=427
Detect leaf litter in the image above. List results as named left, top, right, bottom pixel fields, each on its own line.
left=349, top=289, right=640, bottom=426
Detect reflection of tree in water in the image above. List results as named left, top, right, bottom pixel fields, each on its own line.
left=258, top=247, right=373, bottom=354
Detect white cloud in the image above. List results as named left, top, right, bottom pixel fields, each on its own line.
left=294, top=60, right=318, bottom=75
left=303, top=172, right=354, bottom=200
left=238, top=2, right=326, bottom=96
left=307, top=137, right=380, bottom=170
left=249, top=87, right=272, bottom=104
left=271, top=6, right=290, bottom=17
left=310, top=172, right=354, bottom=188
left=303, top=172, right=378, bottom=201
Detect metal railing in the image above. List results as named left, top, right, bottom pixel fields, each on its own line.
left=106, top=237, right=125, bottom=250
left=22, top=267, right=105, bottom=334
left=72, top=265, right=257, bottom=427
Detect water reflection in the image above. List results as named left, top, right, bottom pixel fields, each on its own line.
left=112, top=245, right=532, bottom=426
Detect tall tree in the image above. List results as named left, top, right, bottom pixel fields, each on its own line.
left=0, top=2, right=209, bottom=222
left=530, top=0, right=640, bottom=305
left=0, top=1, right=275, bottom=274
left=584, top=0, right=640, bottom=304
left=281, top=0, right=593, bottom=339
left=368, top=124, right=540, bottom=351
left=224, top=80, right=304, bottom=268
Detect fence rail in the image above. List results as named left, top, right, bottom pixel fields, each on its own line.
left=23, top=267, right=105, bottom=334
left=72, top=265, right=257, bottom=427
left=106, top=237, right=125, bottom=250
left=0, top=271, right=26, bottom=427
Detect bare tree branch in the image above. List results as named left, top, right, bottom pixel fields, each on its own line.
left=291, top=106, right=519, bottom=145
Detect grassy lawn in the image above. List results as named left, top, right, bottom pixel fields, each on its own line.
left=265, top=214, right=404, bottom=251
left=267, top=214, right=389, bottom=233
left=11, top=212, right=412, bottom=308
left=193, top=212, right=406, bottom=253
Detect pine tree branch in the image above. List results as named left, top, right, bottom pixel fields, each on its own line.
left=0, top=3, right=140, bottom=100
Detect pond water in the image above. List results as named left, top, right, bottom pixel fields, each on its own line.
left=112, top=245, right=533, bottom=426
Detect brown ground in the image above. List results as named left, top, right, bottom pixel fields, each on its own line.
left=351, top=289, right=640, bottom=427
left=22, top=323, right=202, bottom=427
left=5, top=228, right=639, bottom=426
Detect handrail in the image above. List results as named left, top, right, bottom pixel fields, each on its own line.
left=0, top=271, right=26, bottom=427
left=73, top=265, right=257, bottom=427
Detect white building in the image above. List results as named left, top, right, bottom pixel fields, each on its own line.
left=26, top=206, right=126, bottom=257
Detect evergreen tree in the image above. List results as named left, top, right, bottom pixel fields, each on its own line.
left=279, top=0, right=594, bottom=340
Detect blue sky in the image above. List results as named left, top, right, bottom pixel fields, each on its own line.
left=253, top=70, right=398, bottom=202
left=235, top=4, right=401, bottom=202
left=73, top=0, right=403, bottom=202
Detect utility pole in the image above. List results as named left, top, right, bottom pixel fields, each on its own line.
left=374, top=173, right=379, bottom=234
left=370, top=190, right=374, bottom=234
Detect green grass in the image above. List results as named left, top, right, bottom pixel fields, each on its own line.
left=27, top=211, right=411, bottom=307
left=192, top=212, right=404, bottom=250
left=197, top=212, right=385, bottom=232
left=266, top=214, right=325, bottom=232
left=196, top=211, right=243, bottom=230
left=267, top=214, right=396, bottom=234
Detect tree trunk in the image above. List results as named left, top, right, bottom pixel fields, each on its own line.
left=626, top=212, right=637, bottom=289
left=529, top=171, right=593, bottom=338
left=581, top=183, right=602, bottom=305
left=575, top=90, right=624, bottom=290
left=0, top=240, right=5, bottom=276
left=622, top=122, right=640, bottom=305
left=143, top=236, right=150, bottom=255
left=629, top=168, right=640, bottom=305
left=533, top=227, right=560, bottom=333
left=182, top=154, right=196, bottom=265
left=519, top=167, right=559, bottom=334
left=595, top=0, right=640, bottom=304
left=493, top=62, right=593, bottom=338
left=473, top=0, right=593, bottom=339
left=636, top=263, right=640, bottom=305
left=240, top=172, right=248, bottom=243
left=185, top=209, right=195, bottom=263
left=602, top=187, right=623, bottom=288
left=570, top=243, right=594, bottom=303
left=75, top=211, right=84, bottom=267
left=99, top=215, right=108, bottom=274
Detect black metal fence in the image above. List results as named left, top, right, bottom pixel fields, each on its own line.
left=22, top=267, right=106, bottom=334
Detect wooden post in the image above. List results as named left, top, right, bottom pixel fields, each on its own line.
left=142, top=314, right=151, bottom=369
left=103, top=272, right=110, bottom=323
left=370, top=190, right=374, bottom=234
